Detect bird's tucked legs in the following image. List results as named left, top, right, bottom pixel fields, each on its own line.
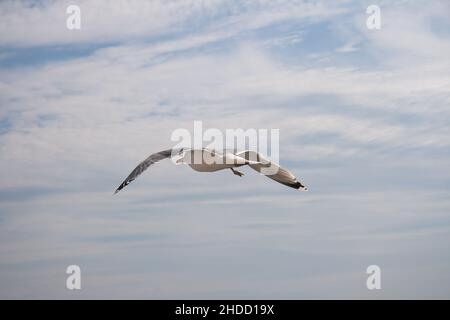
left=230, top=168, right=244, bottom=177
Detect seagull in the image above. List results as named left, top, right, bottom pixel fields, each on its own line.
left=114, top=148, right=308, bottom=194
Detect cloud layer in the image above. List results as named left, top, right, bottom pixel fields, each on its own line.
left=0, top=0, right=450, bottom=299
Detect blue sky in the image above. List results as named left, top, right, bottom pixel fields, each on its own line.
left=1, top=0, right=450, bottom=299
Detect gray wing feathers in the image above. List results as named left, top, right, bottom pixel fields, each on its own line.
left=236, top=150, right=307, bottom=190
left=114, top=149, right=178, bottom=194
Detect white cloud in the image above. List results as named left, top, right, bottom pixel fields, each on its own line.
left=335, top=41, right=358, bottom=53
left=357, top=0, right=450, bottom=65
left=1, top=31, right=450, bottom=190
left=1, top=0, right=450, bottom=299
left=0, top=0, right=346, bottom=47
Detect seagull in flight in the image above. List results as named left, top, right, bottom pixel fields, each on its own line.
left=114, top=148, right=308, bottom=194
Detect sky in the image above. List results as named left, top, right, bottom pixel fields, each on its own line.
left=0, top=0, right=450, bottom=299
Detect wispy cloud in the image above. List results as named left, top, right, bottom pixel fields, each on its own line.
left=0, top=0, right=345, bottom=47
left=0, top=0, right=450, bottom=299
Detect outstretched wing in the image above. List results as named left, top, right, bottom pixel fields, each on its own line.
left=114, top=148, right=181, bottom=194
left=235, top=150, right=308, bottom=191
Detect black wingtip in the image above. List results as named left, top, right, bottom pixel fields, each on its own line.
left=113, top=183, right=124, bottom=195
left=292, top=181, right=302, bottom=189
left=285, top=181, right=308, bottom=190
left=114, top=180, right=131, bottom=195
left=294, top=181, right=308, bottom=191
